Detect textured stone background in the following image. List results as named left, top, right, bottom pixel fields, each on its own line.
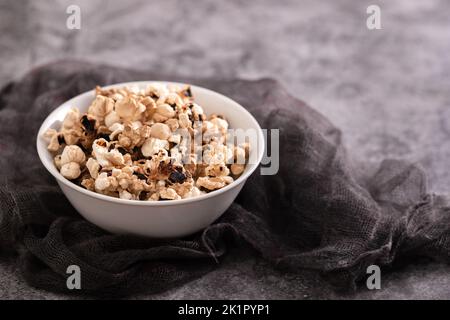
left=1, top=0, right=450, bottom=299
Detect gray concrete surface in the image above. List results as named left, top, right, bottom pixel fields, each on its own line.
left=1, top=0, right=450, bottom=299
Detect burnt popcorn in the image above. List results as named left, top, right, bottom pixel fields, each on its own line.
left=181, top=86, right=192, bottom=98
left=81, top=115, right=96, bottom=133
left=57, top=134, right=65, bottom=145
left=97, top=133, right=111, bottom=141
left=117, top=147, right=128, bottom=155
left=134, top=171, right=148, bottom=180
left=43, top=83, right=250, bottom=201
left=169, top=171, right=187, bottom=184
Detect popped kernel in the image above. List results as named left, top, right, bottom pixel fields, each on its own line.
left=178, top=113, right=191, bottom=128
left=86, top=158, right=100, bottom=179
left=160, top=187, right=181, bottom=200
left=92, top=138, right=125, bottom=167
left=44, top=128, right=62, bottom=152
left=150, top=123, right=171, bottom=140
left=60, top=162, right=81, bottom=180
left=115, top=96, right=145, bottom=121
left=231, top=164, right=245, bottom=176
left=81, top=177, right=95, bottom=191
left=105, top=111, right=121, bottom=128
left=205, top=163, right=230, bottom=177
left=117, top=122, right=150, bottom=149
left=88, top=95, right=114, bottom=123
left=165, top=118, right=179, bottom=131
left=141, top=137, right=169, bottom=157
left=61, top=108, right=83, bottom=145
left=54, top=154, right=62, bottom=170
left=95, top=172, right=113, bottom=191
left=61, top=145, right=85, bottom=166
left=196, top=176, right=234, bottom=191
left=154, top=104, right=176, bottom=122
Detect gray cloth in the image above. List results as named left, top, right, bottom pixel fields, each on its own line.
left=0, top=61, right=449, bottom=298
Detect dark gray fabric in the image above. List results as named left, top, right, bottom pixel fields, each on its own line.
left=0, top=61, right=449, bottom=297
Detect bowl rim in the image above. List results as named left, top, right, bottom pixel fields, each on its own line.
left=36, top=81, right=265, bottom=207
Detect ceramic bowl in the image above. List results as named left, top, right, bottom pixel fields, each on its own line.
left=36, top=81, right=264, bottom=238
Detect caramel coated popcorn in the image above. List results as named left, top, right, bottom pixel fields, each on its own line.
left=44, top=83, right=250, bottom=201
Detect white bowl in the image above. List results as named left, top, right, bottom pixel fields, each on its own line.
left=36, top=81, right=264, bottom=238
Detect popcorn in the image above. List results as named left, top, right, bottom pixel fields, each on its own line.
left=62, top=108, right=81, bottom=130
left=92, top=138, right=124, bottom=167
left=178, top=113, right=191, bottom=128
left=234, top=145, right=247, bottom=164
left=168, top=133, right=181, bottom=145
left=140, top=96, right=157, bottom=119
left=178, top=86, right=193, bottom=100
left=81, top=177, right=95, bottom=191
left=205, top=163, right=230, bottom=177
left=57, top=145, right=86, bottom=180
left=184, top=153, right=198, bottom=176
left=44, top=128, right=62, bottom=152
left=45, top=83, right=250, bottom=201
left=60, top=162, right=81, bottom=180
left=86, top=158, right=100, bottom=179
left=54, top=154, right=62, bottom=170
left=154, top=104, right=176, bottom=122
left=141, top=137, right=169, bottom=157
left=119, top=189, right=135, bottom=200
left=196, top=176, right=234, bottom=191
left=115, top=96, right=146, bottom=121
left=109, top=122, right=124, bottom=140
left=203, top=141, right=233, bottom=165
left=165, top=118, right=179, bottom=131
left=105, top=111, right=121, bottom=128
left=150, top=123, right=171, bottom=140
left=95, top=172, right=113, bottom=191
left=203, top=125, right=222, bottom=143
left=61, top=108, right=82, bottom=145
left=117, top=123, right=150, bottom=149
left=88, top=95, right=114, bottom=123
left=146, top=83, right=169, bottom=99
left=210, top=116, right=228, bottom=134
left=61, top=145, right=85, bottom=166
left=157, top=92, right=183, bottom=109
left=190, top=103, right=204, bottom=115
left=183, top=186, right=203, bottom=199
left=160, top=188, right=181, bottom=200
left=231, top=164, right=245, bottom=176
